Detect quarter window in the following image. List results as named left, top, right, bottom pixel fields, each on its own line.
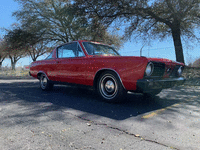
left=57, top=42, right=84, bottom=58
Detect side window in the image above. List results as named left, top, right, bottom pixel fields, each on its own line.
left=45, top=51, right=53, bottom=60
left=58, top=44, right=75, bottom=58
left=57, top=42, right=85, bottom=58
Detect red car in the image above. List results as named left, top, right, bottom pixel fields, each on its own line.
left=29, top=40, right=185, bottom=102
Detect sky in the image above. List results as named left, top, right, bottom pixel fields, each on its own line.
left=0, top=0, right=199, bottom=67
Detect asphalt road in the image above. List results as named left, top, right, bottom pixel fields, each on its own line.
left=0, top=78, right=200, bottom=150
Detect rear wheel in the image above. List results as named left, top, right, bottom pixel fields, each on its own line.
left=97, top=71, right=126, bottom=103
left=39, top=74, right=53, bottom=91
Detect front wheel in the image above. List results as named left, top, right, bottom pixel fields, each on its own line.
left=39, top=74, right=53, bottom=91
left=97, top=71, right=126, bottom=103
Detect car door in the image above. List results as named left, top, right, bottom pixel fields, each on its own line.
left=55, top=42, right=86, bottom=84
left=41, top=51, right=57, bottom=81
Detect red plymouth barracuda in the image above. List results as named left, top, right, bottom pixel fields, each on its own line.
left=29, top=40, right=185, bottom=102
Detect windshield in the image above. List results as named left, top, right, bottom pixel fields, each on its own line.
left=82, top=42, right=120, bottom=56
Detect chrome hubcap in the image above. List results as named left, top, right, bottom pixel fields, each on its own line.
left=105, top=80, right=115, bottom=93
left=41, top=76, right=47, bottom=89
left=100, top=75, right=118, bottom=99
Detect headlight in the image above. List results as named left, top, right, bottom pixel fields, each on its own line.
left=177, top=66, right=183, bottom=76
left=145, top=62, right=154, bottom=76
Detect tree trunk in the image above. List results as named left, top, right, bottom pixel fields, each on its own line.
left=0, top=57, right=5, bottom=70
left=171, top=28, right=185, bottom=63
left=11, top=62, right=16, bottom=70
left=33, top=58, right=37, bottom=61
left=0, top=62, right=2, bottom=70
left=9, top=56, right=16, bottom=70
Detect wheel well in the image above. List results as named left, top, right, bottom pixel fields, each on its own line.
left=93, top=69, right=120, bottom=89
left=37, top=73, right=42, bottom=79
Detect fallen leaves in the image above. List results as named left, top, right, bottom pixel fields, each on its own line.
left=135, top=134, right=140, bottom=137
left=87, top=123, right=91, bottom=126
left=69, top=142, right=75, bottom=147
left=61, top=129, right=67, bottom=132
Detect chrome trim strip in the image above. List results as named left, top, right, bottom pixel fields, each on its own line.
left=147, top=77, right=185, bottom=82
left=81, top=41, right=90, bottom=56
left=94, top=68, right=126, bottom=90
left=77, top=41, right=86, bottom=57
left=38, top=71, right=49, bottom=80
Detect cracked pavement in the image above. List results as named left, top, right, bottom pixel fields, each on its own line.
left=0, top=79, right=200, bottom=150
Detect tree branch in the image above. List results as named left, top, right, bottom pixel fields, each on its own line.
left=141, top=8, right=173, bottom=27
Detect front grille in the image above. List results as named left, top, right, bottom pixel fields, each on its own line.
left=144, top=62, right=165, bottom=79
left=170, top=65, right=183, bottom=77
left=151, top=62, right=165, bottom=77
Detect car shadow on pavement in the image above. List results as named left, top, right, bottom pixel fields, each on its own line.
left=0, top=80, right=194, bottom=123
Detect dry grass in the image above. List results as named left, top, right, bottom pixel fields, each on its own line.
left=182, top=67, right=200, bottom=86
left=182, top=67, right=200, bottom=79
left=0, top=70, right=31, bottom=78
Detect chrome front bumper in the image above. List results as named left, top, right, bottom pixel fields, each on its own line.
left=137, top=77, right=186, bottom=93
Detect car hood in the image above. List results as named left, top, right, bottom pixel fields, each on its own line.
left=147, top=57, right=184, bottom=66
left=91, top=55, right=184, bottom=65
